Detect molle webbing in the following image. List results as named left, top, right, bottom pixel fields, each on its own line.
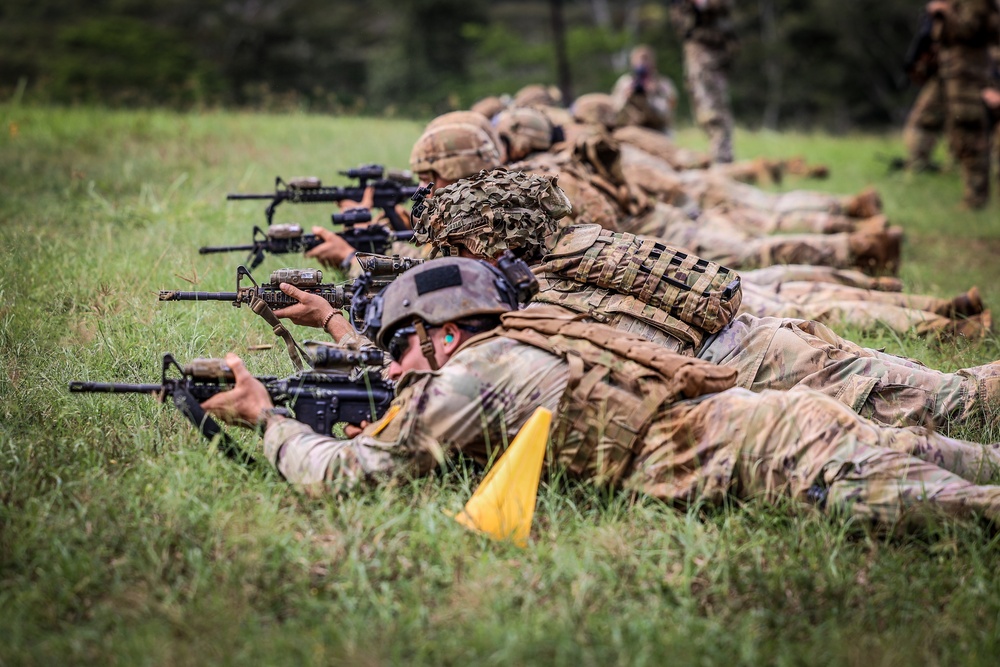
left=535, top=229, right=742, bottom=335
left=493, top=306, right=736, bottom=484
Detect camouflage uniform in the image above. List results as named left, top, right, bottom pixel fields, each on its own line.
left=623, top=202, right=898, bottom=274
left=263, top=313, right=1000, bottom=529
left=610, top=71, right=679, bottom=133
left=739, top=265, right=904, bottom=292
left=617, top=143, right=883, bottom=235
left=936, top=0, right=1000, bottom=207
left=739, top=281, right=991, bottom=340
left=415, top=171, right=1000, bottom=430
left=670, top=0, right=737, bottom=163
left=904, top=75, right=947, bottom=171
left=509, top=137, right=895, bottom=273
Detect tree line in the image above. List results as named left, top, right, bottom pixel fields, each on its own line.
left=0, top=0, right=924, bottom=130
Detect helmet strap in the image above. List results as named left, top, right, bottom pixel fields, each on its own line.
left=413, top=319, right=439, bottom=371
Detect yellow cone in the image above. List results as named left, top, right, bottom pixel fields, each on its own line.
left=453, top=407, right=552, bottom=547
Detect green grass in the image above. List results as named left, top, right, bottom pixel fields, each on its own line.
left=2, top=106, right=1000, bottom=666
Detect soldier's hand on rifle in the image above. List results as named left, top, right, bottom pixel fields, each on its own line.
left=344, top=421, right=370, bottom=438
left=304, top=226, right=357, bottom=268
left=336, top=185, right=376, bottom=212
left=272, top=283, right=355, bottom=342
left=201, top=354, right=275, bottom=429
left=926, top=1, right=949, bottom=16
left=983, top=88, right=1000, bottom=110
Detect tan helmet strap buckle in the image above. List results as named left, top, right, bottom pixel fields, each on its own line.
left=413, top=319, right=439, bottom=371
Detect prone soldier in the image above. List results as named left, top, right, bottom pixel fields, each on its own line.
left=412, top=169, right=1000, bottom=431
left=201, top=256, right=1000, bottom=534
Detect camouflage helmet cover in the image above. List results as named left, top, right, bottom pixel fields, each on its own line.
left=413, top=168, right=572, bottom=260
left=470, top=95, right=509, bottom=120
left=409, top=123, right=503, bottom=181
left=494, top=107, right=555, bottom=159
left=571, top=92, right=620, bottom=129
left=373, top=257, right=520, bottom=348
left=513, top=84, right=563, bottom=108
left=425, top=111, right=504, bottom=157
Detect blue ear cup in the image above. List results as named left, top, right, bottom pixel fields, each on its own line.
left=445, top=334, right=455, bottom=344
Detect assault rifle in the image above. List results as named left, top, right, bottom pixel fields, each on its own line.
left=159, top=266, right=351, bottom=312
left=903, top=11, right=938, bottom=87
left=160, top=266, right=351, bottom=370
left=158, top=258, right=424, bottom=317
left=199, top=215, right=415, bottom=269
left=227, top=166, right=418, bottom=228
left=159, top=257, right=425, bottom=368
left=69, top=349, right=394, bottom=463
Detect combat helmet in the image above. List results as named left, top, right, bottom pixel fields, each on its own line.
left=494, top=107, right=557, bottom=161
left=361, top=256, right=537, bottom=371
left=513, top=84, right=563, bottom=108
left=471, top=95, right=510, bottom=121
left=413, top=168, right=572, bottom=260
left=425, top=111, right=505, bottom=161
left=409, top=123, right=503, bottom=182
left=572, top=93, right=620, bottom=129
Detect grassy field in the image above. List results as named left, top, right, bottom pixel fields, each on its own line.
left=1, top=105, right=1000, bottom=666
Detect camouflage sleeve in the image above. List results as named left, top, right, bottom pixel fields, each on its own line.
left=261, top=377, right=443, bottom=493
left=261, top=338, right=569, bottom=494
left=944, top=0, right=998, bottom=42
left=611, top=73, right=636, bottom=109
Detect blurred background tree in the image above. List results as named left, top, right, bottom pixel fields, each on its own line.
left=0, top=0, right=922, bottom=129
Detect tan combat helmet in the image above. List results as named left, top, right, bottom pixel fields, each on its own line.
left=471, top=95, right=509, bottom=120
left=372, top=257, right=524, bottom=350
left=413, top=168, right=572, bottom=260
left=513, top=84, right=563, bottom=108
left=571, top=93, right=620, bottom=129
left=425, top=111, right=505, bottom=162
left=494, top=107, right=556, bottom=161
left=409, top=123, right=503, bottom=182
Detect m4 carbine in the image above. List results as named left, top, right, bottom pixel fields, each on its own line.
left=159, top=266, right=350, bottom=311
left=159, top=257, right=424, bottom=368
left=227, top=165, right=418, bottom=228
left=199, top=213, right=415, bottom=270
left=69, top=350, right=394, bottom=462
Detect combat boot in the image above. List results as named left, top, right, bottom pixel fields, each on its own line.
left=785, top=156, right=829, bottom=179
left=843, top=187, right=883, bottom=218
left=852, top=214, right=889, bottom=234
left=848, top=226, right=903, bottom=275
left=872, top=276, right=904, bottom=292
left=948, top=287, right=984, bottom=318
left=945, top=310, right=993, bottom=340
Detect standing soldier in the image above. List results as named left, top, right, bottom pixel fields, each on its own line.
left=902, top=9, right=946, bottom=172
left=670, top=0, right=737, bottom=163
left=928, top=0, right=999, bottom=208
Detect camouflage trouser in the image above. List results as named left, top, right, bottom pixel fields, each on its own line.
left=940, top=49, right=992, bottom=207
left=697, top=314, right=1000, bottom=428
left=721, top=206, right=858, bottom=235
left=903, top=76, right=946, bottom=170
left=627, top=387, right=1000, bottom=528
left=738, top=283, right=979, bottom=339
left=626, top=206, right=856, bottom=271
left=739, top=265, right=902, bottom=291
left=684, top=40, right=734, bottom=163
left=689, top=174, right=852, bottom=217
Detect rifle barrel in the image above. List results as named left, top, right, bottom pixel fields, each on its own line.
left=199, top=245, right=256, bottom=254
left=226, top=193, right=276, bottom=200
left=69, top=381, right=163, bottom=394
left=159, top=291, right=239, bottom=302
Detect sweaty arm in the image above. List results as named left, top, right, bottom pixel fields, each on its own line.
left=262, top=338, right=569, bottom=493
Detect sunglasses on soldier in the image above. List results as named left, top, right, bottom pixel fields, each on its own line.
left=386, top=325, right=418, bottom=364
